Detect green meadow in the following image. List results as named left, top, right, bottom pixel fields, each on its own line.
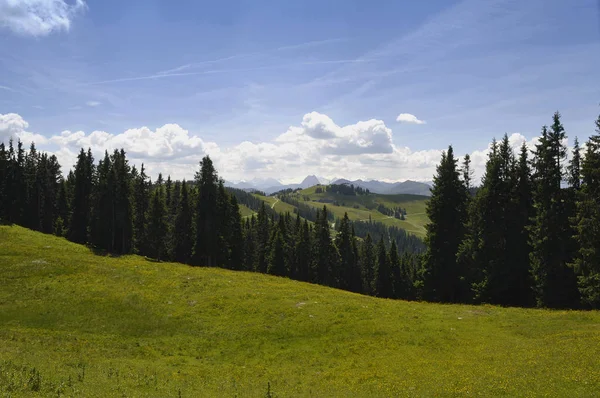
left=1, top=225, right=599, bottom=397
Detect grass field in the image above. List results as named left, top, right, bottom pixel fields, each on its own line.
left=292, top=187, right=429, bottom=237
left=239, top=204, right=255, bottom=218
left=2, top=226, right=600, bottom=397
left=252, top=194, right=298, bottom=215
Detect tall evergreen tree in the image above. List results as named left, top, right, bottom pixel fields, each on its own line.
left=529, top=113, right=579, bottom=308
left=506, top=142, right=534, bottom=306
left=193, top=156, right=219, bottom=267
left=360, top=233, right=376, bottom=295
left=312, top=206, right=339, bottom=287
left=0, top=142, right=7, bottom=223
left=55, top=177, right=69, bottom=236
left=111, top=149, right=134, bottom=253
left=268, top=221, right=288, bottom=277
left=133, top=164, right=151, bottom=254
left=147, top=188, right=168, bottom=260
left=68, top=148, right=94, bottom=244
left=215, top=181, right=232, bottom=268
left=335, top=213, right=357, bottom=290
left=40, top=154, right=61, bottom=235
left=255, top=202, right=271, bottom=273
left=571, top=114, right=600, bottom=308
left=90, top=151, right=114, bottom=251
left=242, top=217, right=257, bottom=271
left=422, top=146, right=469, bottom=302
left=389, top=241, right=406, bottom=299
left=229, top=195, right=244, bottom=270
left=172, top=180, right=194, bottom=264
left=375, top=237, right=393, bottom=298
left=462, top=153, right=474, bottom=193
left=568, top=138, right=581, bottom=189
left=24, top=142, right=41, bottom=230
left=295, top=219, right=312, bottom=282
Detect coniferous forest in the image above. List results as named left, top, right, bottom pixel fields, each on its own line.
left=1, top=111, right=599, bottom=309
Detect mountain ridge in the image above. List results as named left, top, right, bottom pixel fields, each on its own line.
left=225, top=175, right=432, bottom=195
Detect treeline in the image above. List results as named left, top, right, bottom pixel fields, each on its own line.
left=278, top=194, right=335, bottom=222
left=226, top=187, right=279, bottom=218
left=0, top=141, right=423, bottom=300
left=376, top=203, right=407, bottom=219
left=349, top=219, right=425, bottom=254
left=422, top=112, right=600, bottom=309
left=240, top=206, right=422, bottom=299
left=325, top=183, right=370, bottom=196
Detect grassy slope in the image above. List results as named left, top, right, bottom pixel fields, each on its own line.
left=1, top=226, right=600, bottom=397
left=239, top=204, right=255, bottom=218
left=296, top=187, right=428, bottom=237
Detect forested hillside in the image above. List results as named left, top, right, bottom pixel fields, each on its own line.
left=0, top=143, right=421, bottom=300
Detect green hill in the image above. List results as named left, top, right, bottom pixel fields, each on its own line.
left=286, top=186, right=428, bottom=237
left=1, top=226, right=599, bottom=397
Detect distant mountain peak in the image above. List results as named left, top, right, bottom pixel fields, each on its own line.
left=300, top=175, right=320, bottom=188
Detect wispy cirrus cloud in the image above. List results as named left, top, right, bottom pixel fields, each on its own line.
left=0, top=85, right=17, bottom=92
left=0, top=0, right=87, bottom=37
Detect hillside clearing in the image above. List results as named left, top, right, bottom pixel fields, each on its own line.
left=1, top=226, right=599, bottom=397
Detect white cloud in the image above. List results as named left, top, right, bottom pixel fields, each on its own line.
left=0, top=0, right=86, bottom=37
left=86, top=101, right=101, bottom=107
left=396, top=113, right=426, bottom=125
left=0, top=112, right=47, bottom=144
left=1, top=112, right=571, bottom=186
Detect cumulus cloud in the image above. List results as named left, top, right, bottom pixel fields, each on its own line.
left=396, top=113, right=426, bottom=125
left=0, top=111, right=564, bottom=185
left=0, top=0, right=86, bottom=37
left=277, top=112, right=394, bottom=155
left=0, top=112, right=47, bottom=144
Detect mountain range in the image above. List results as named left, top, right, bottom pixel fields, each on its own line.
left=225, top=176, right=432, bottom=196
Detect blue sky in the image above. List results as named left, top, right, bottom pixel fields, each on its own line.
left=1, top=0, right=599, bottom=183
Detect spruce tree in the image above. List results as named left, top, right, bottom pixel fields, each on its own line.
left=90, top=151, right=114, bottom=251
left=24, top=142, right=40, bottom=230
left=215, top=181, right=232, bottom=268
left=243, top=217, right=257, bottom=271
left=0, top=142, right=7, bottom=223
left=40, top=154, right=61, bottom=235
left=312, top=206, right=339, bottom=287
left=268, top=224, right=288, bottom=277
left=55, top=178, right=69, bottom=236
left=571, top=114, right=600, bottom=308
left=14, top=140, right=26, bottom=225
left=229, top=195, right=244, bottom=270
left=193, top=156, right=219, bottom=267
left=529, top=113, right=579, bottom=308
left=374, top=237, right=393, bottom=298
left=295, top=219, right=312, bottom=282
left=422, top=146, right=469, bottom=302
left=68, top=148, right=94, bottom=244
left=335, top=213, right=356, bottom=290
left=255, top=202, right=271, bottom=273
left=111, top=149, right=134, bottom=253
left=172, top=180, right=194, bottom=264
left=360, top=233, right=376, bottom=295
left=389, top=241, right=403, bottom=299
left=507, top=142, right=534, bottom=306
left=133, top=164, right=151, bottom=254
left=568, top=138, right=581, bottom=189
left=147, top=188, right=168, bottom=260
